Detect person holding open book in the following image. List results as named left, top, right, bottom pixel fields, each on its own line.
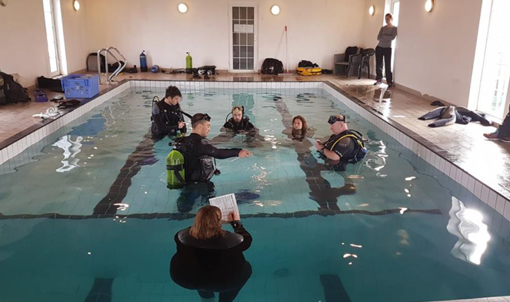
left=170, top=206, right=252, bottom=302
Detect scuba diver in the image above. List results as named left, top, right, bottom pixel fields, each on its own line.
left=167, top=113, right=253, bottom=212
left=314, top=114, right=367, bottom=171
left=212, top=106, right=264, bottom=148
left=222, top=106, right=255, bottom=132
left=151, top=86, right=190, bottom=138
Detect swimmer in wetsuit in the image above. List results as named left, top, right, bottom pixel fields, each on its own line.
left=151, top=86, right=187, bottom=138
left=222, top=106, right=255, bottom=132
left=212, top=106, right=265, bottom=148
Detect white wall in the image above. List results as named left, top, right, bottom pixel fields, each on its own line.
left=0, top=0, right=90, bottom=87
left=86, top=0, right=366, bottom=71
left=60, top=0, right=92, bottom=75
left=396, top=0, right=483, bottom=107
left=0, top=0, right=50, bottom=86
left=361, top=0, right=386, bottom=76
left=362, top=0, right=483, bottom=107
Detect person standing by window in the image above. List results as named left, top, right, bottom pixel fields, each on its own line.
left=375, top=13, right=398, bottom=87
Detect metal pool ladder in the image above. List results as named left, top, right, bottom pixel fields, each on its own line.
left=96, top=47, right=127, bottom=84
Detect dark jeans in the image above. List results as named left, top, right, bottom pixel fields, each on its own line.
left=376, top=46, right=393, bottom=84
left=498, top=111, right=510, bottom=138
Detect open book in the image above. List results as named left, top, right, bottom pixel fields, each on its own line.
left=209, top=193, right=239, bottom=222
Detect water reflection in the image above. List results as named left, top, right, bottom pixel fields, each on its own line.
left=447, top=196, right=491, bottom=265
left=52, top=135, right=83, bottom=173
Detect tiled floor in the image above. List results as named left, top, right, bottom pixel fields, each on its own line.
left=1, top=71, right=509, bottom=203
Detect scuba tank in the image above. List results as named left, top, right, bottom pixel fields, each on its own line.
left=140, top=50, right=148, bottom=72
left=186, top=52, right=193, bottom=74
left=167, top=148, right=186, bottom=189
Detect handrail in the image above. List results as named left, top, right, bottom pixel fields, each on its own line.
left=96, top=47, right=128, bottom=85
left=97, top=48, right=107, bottom=84
left=106, top=47, right=127, bottom=83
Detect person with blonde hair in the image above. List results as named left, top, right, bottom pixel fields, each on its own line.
left=170, top=206, right=252, bottom=302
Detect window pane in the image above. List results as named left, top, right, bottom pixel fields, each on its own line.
left=233, top=7, right=239, bottom=19
left=43, top=0, right=58, bottom=73
left=248, top=7, right=254, bottom=19
left=233, top=58, right=240, bottom=70
left=247, top=34, right=254, bottom=46
left=240, top=59, right=247, bottom=70
left=233, top=33, right=240, bottom=45
left=247, top=60, right=254, bottom=70
left=477, top=0, right=510, bottom=118
left=240, top=46, right=248, bottom=57
left=240, top=7, right=247, bottom=19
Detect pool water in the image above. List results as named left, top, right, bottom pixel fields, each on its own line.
left=0, top=87, right=509, bottom=302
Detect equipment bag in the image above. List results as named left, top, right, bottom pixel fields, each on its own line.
left=298, top=60, right=318, bottom=68
left=86, top=53, right=124, bottom=73
left=261, top=58, right=284, bottom=75
left=37, top=76, right=64, bottom=92
left=0, top=72, right=30, bottom=104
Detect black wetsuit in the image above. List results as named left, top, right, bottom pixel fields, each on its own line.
left=322, top=131, right=356, bottom=170
left=179, top=133, right=241, bottom=183
left=151, top=100, right=186, bottom=137
left=419, top=106, right=491, bottom=128
left=223, top=117, right=255, bottom=132
left=170, top=223, right=252, bottom=302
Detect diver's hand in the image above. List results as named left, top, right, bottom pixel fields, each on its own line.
left=314, top=140, right=324, bottom=151
left=238, top=150, right=253, bottom=158
left=227, top=211, right=241, bottom=222
left=178, top=121, right=185, bottom=129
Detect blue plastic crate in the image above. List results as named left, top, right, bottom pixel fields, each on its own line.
left=61, top=74, right=99, bottom=99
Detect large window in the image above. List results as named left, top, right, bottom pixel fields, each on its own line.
left=475, top=0, right=510, bottom=119
left=42, top=0, right=67, bottom=77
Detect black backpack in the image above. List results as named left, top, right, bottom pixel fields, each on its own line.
left=86, top=53, right=124, bottom=73
left=261, top=58, right=284, bottom=75
left=298, top=60, right=318, bottom=68
left=0, top=72, right=30, bottom=104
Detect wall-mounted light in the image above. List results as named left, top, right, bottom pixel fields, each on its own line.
left=270, top=5, right=280, bottom=15
left=425, top=0, right=434, bottom=13
left=368, top=5, right=375, bottom=16
left=73, top=0, right=80, bottom=11
left=178, top=3, right=188, bottom=14
left=0, top=0, right=8, bottom=7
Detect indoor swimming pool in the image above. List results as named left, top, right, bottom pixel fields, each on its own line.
left=0, top=84, right=509, bottom=302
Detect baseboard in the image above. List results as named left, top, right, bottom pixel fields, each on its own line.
left=393, top=82, right=452, bottom=106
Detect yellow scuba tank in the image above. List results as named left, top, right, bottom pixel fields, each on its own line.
left=167, top=149, right=185, bottom=189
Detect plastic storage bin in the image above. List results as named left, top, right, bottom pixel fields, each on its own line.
left=61, top=74, right=99, bottom=99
